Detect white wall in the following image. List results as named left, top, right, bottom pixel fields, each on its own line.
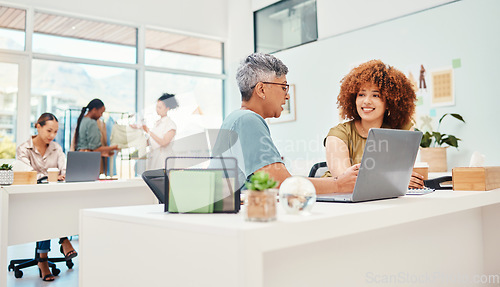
left=316, top=0, right=454, bottom=39
left=7, top=0, right=228, bottom=39
left=271, top=0, right=500, bottom=173
left=227, top=0, right=500, bottom=175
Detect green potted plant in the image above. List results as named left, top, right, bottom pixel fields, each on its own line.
left=244, top=171, right=279, bottom=222
left=418, top=113, right=465, bottom=172
left=0, top=163, right=14, bottom=185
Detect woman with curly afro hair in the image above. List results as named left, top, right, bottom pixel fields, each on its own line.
left=323, top=59, right=424, bottom=189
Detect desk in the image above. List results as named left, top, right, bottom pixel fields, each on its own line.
left=80, top=189, right=500, bottom=287
left=0, top=180, right=157, bottom=287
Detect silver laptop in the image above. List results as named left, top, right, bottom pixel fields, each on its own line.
left=65, top=151, right=101, bottom=182
left=317, top=128, right=423, bottom=203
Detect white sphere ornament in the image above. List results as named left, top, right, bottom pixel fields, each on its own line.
left=279, top=176, right=316, bottom=215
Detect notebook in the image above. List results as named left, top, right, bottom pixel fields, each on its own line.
left=65, top=151, right=101, bottom=182
left=168, top=170, right=216, bottom=213
left=317, top=128, right=423, bottom=203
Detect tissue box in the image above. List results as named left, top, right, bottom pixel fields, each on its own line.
left=452, top=167, right=500, bottom=191
left=13, top=171, right=37, bottom=185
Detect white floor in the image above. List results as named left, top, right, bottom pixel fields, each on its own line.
left=7, top=237, right=79, bottom=287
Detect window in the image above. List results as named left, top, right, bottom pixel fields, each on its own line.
left=0, top=5, right=225, bottom=175
left=33, top=12, right=137, bottom=63
left=145, top=29, right=223, bottom=74
left=144, top=71, right=223, bottom=138
left=30, top=60, right=136, bottom=149
left=0, top=6, right=26, bottom=51
left=254, top=0, right=318, bottom=53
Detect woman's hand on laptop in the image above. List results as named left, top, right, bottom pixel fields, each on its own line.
left=408, top=171, right=425, bottom=189
left=336, top=164, right=360, bottom=193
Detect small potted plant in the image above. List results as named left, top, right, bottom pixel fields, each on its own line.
left=417, top=113, right=465, bottom=172
left=244, top=171, right=279, bottom=222
left=0, top=163, right=14, bottom=185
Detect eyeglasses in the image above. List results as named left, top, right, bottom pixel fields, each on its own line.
left=253, top=81, right=290, bottom=94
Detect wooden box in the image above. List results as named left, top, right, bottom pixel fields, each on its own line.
left=13, top=171, right=37, bottom=185
left=452, top=167, right=500, bottom=191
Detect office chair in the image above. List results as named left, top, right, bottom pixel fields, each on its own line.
left=308, top=162, right=328, bottom=177
left=141, top=169, right=167, bottom=204
left=8, top=244, right=74, bottom=279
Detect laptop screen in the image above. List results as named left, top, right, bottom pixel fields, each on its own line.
left=65, top=151, right=101, bottom=182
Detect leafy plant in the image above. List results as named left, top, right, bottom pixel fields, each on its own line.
left=418, top=113, right=465, bottom=148
left=245, top=171, right=278, bottom=191
left=0, top=163, right=13, bottom=170
left=0, top=133, right=16, bottom=159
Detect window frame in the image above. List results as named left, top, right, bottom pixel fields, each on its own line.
left=0, top=4, right=226, bottom=149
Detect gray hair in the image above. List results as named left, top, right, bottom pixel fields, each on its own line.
left=236, top=53, right=289, bottom=101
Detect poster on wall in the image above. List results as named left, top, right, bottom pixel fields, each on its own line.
left=268, top=84, right=296, bottom=124
left=430, top=67, right=454, bottom=107
left=406, top=64, right=429, bottom=107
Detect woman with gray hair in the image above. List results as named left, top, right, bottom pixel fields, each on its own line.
left=214, top=53, right=358, bottom=194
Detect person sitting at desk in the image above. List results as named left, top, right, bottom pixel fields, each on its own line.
left=16, top=113, right=78, bottom=281
left=212, top=53, right=358, bottom=193
left=74, top=98, right=119, bottom=156
left=323, top=60, right=424, bottom=189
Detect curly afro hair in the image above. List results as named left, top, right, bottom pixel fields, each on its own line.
left=337, top=60, right=416, bottom=129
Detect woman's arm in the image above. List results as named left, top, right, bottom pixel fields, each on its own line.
left=325, top=136, right=351, bottom=177
left=148, top=129, right=176, bottom=147
left=16, top=145, right=33, bottom=168
left=256, top=162, right=359, bottom=194
left=92, top=145, right=120, bottom=157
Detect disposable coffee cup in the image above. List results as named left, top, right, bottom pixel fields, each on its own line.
left=413, top=162, right=429, bottom=180
left=47, top=168, right=59, bottom=183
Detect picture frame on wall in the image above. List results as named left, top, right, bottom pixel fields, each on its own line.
left=268, top=84, right=296, bottom=124
left=431, top=67, right=455, bottom=107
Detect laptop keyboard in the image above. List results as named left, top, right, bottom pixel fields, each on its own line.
left=406, top=187, right=435, bottom=195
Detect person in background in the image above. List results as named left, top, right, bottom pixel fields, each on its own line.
left=74, top=98, right=119, bottom=156
left=212, top=53, right=359, bottom=194
left=142, top=93, right=178, bottom=170
left=324, top=59, right=424, bottom=189
left=16, top=113, right=77, bottom=281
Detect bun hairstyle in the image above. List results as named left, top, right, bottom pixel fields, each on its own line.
left=158, top=93, right=179, bottom=110
left=36, top=113, right=58, bottom=128
left=74, top=98, right=105, bottom=147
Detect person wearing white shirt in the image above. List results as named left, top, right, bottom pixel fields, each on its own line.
left=143, top=93, right=178, bottom=170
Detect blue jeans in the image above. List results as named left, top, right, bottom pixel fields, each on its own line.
left=36, top=237, right=69, bottom=254
left=36, top=240, right=51, bottom=254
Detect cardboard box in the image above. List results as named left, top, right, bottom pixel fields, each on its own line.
left=452, top=167, right=500, bottom=191
left=13, top=171, right=37, bottom=185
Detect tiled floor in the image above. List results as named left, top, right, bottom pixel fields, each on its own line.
left=7, top=237, right=79, bottom=287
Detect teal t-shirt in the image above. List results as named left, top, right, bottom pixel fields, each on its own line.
left=212, top=109, right=283, bottom=189
left=76, top=117, right=102, bottom=151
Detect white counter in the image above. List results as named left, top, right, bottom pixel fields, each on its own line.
left=80, top=189, right=500, bottom=287
left=0, top=179, right=157, bottom=287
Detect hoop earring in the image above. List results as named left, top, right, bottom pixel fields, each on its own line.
left=263, top=96, right=266, bottom=100
left=387, top=110, right=391, bottom=116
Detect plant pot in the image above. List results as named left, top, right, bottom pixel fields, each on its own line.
left=420, top=147, right=448, bottom=172
left=0, top=170, right=14, bottom=185
left=244, top=189, right=277, bottom=222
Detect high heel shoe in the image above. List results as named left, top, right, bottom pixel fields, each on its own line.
left=38, top=258, right=55, bottom=282
left=59, top=238, right=78, bottom=261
